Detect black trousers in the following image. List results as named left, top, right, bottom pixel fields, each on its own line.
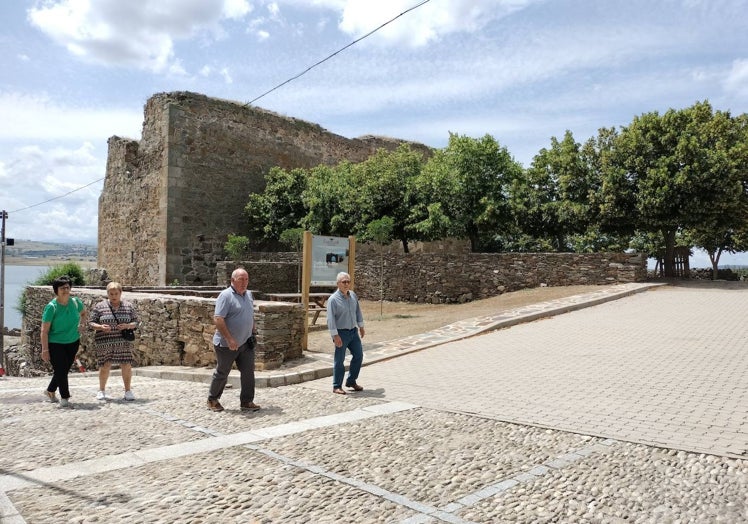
left=46, top=340, right=80, bottom=399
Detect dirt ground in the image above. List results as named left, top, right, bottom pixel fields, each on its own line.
left=305, top=284, right=605, bottom=353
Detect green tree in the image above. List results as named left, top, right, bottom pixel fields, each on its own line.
left=245, top=167, right=307, bottom=244
left=345, top=144, right=426, bottom=252
left=598, top=101, right=748, bottom=277
left=685, top=113, right=748, bottom=278
left=512, top=131, right=599, bottom=251
left=301, top=163, right=357, bottom=236
left=413, top=133, right=523, bottom=252
left=364, top=216, right=394, bottom=317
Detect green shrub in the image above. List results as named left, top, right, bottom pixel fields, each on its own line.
left=224, top=234, right=251, bottom=260
left=33, top=262, right=87, bottom=286
left=15, top=262, right=87, bottom=318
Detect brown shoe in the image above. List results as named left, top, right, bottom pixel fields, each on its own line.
left=346, top=383, right=364, bottom=391
left=240, top=401, right=261, bottom=412
left=207, top=399, right=224, bottom=412
left=333, top=388, right=347, bottom=395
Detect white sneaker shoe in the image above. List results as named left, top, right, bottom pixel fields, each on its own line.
left=96, top=390, right=106, bottom=401
left=43, top=390, right=58, bottom=403
left=124, top=390, right=135, bottom=401
left=59, top=398, right=71, bottom=408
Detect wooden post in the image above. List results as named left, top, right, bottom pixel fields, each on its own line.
left=301, top=231, right=313, bottom=350
left=348, top=235, right=356, bottom=288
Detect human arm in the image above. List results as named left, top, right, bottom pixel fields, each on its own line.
left=40, top=321, right=51, bottom=363
left=214, top=316, right=239, bottom=350
left=326, top=294, right=343, bottom=347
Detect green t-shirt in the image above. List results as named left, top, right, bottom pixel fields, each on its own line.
left=42, top=297, right=85, bottom=344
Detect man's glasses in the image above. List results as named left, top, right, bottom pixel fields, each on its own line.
left=58, top=285, right=71, bottom=290
left=340, top=280, right=351, bottom=284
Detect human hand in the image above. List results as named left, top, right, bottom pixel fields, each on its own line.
left=41, top=350, right=50, bottom=363
left=359, top=327, right=365, bottom=339
left=333, top=335, right=343, bottom=348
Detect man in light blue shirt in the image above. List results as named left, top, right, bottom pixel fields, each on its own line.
left=327, top=271, right=366, bottom=394
left=207, top=268, right=260, bottom=412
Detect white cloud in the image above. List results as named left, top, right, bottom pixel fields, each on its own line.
left=1, top=142, right=103, bottom=242
left=337, top=0, right=539, bottom=47
left=0, top=91, right=142, bottom=141
left=724, top=58, right=748, bottom=97
left=27, top=0, right=253, bottom=73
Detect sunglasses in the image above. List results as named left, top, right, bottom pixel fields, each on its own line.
left=339, top=280, right=351, bottom=284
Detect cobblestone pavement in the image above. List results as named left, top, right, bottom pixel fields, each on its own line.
left=1, top=281, right=747, bottom=523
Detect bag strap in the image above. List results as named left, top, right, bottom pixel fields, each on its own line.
left=107, top=302, right=121, bottom=324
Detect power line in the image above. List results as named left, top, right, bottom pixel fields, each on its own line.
left=9, top=177, right=104, bottom=214
left=9, top=3, right=431, bottom=215
left=246, top=0, right=431, bottom=106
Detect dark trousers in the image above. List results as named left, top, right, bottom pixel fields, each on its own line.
left=46, top=340, right=80, bottom=399
left=333, top=328, right=363, bottom=389
left=208, top=341, right=256, bottom=403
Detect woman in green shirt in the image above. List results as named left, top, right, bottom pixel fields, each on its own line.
left=41, top=276, right=87, bottom=408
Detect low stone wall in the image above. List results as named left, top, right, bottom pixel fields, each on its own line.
left=230, top=251, right=647, bottom=303
left=19, top=287, right=305, bottom=373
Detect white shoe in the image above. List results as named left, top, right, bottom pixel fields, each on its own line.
left=124, top=390, right=135, bottom=401
left=43, top=390, right=58, bottom=403
left=96, top=390, right=106, bottom=401
left=59, top=398, right=71, bottom=408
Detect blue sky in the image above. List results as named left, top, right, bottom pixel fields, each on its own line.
left=1, top=0, right=747, bottom=266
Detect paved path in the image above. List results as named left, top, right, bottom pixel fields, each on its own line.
left=1, top=281, right=746, bottom=523
left=306, top=280, right=748, bottom=459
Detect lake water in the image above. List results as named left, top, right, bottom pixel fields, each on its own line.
left=2, top=265, right=49, bottom=329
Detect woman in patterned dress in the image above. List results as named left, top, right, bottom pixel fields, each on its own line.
left=88, top=282, right=139, bottom=401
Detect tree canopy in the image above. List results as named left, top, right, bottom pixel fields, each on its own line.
left=237, top=101, right=748, bottom=277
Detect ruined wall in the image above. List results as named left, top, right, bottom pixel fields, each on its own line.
left=21, top=287, right=305, bottom=372
left=100, top=91, right=430, bottom=287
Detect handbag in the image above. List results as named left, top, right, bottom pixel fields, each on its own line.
left=108, top=302, right=136, bottom=341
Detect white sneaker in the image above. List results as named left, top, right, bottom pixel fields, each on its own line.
left=59, top=398, right=71, bottom=408
left=124, top=390, right=135, bottom=401
left=96, top=390, right=106, bottom=401
left=43, top=390, right=58, bottom=403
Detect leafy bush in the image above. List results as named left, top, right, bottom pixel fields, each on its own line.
left=15, top=262, right=87, bottom=318
left=224, top=234, right=251, bottom=260
left=33, top=262, right=87, bottom=286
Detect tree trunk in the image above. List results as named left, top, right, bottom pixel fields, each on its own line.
left=400, top=236, right=409, bottom=253
left=662, top=229, right=677, bottom=278
left=708, top=248, right=722, bottom=280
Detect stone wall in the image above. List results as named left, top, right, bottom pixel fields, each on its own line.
left=232, top=251, right=647, bottom=303
left=99, top=91, right=430, bottom=287
left=20, top=287, right=305, bottom=372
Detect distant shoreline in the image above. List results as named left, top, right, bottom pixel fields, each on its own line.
left=5, top=257, right=98, bottom=269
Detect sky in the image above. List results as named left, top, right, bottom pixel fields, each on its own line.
left=1, top=0, right=748, bottom=267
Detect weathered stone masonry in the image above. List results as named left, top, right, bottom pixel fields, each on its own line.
left=21, top=287, right=305, bottom=372
left=100, top=91, right=429, bottom=287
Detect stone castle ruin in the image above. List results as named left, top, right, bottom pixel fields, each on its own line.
left=100, top=91, right=429, bottom=286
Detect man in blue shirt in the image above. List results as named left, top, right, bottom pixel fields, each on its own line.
left=327, top=271, right=366, bottom=394
left=207, top=268, right=260, bottom=412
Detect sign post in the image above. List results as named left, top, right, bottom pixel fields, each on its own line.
left=0, top=210, right=7, bottom=375
left=301, top=232, right=356, bottom=350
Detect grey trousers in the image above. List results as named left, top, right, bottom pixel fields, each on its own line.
left=208, top=341, right=256, bottom=403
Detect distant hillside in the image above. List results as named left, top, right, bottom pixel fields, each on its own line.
left=4, top=239, right=98, bottom=267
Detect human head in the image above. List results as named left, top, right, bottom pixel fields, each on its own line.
left=107, top=281, right=123, bottom=301
left=52, top=276, right=73, bottom=295
left=336, top=272, right=351, bottom=292
left=231, top=268, right=249, bottom=293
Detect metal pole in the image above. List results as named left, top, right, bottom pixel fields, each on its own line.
left=0, top=210, right=6, bottom=375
